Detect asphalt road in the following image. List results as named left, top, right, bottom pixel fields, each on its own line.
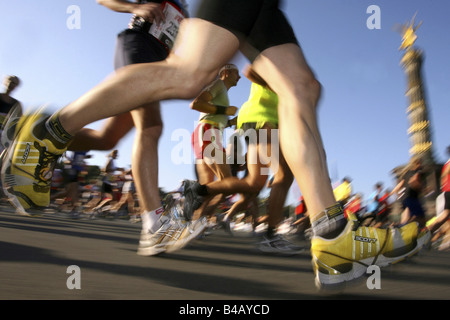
left=1, top=205, right=449, bottom=302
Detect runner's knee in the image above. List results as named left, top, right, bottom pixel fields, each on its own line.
left=179, top=72, right=217, bottom=99
left=166, top=59, right=219, bottom=99
left=294, top=75, right=321, bottom=106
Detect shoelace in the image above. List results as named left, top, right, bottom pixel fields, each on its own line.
left=33, top=142, right=60, bottom=189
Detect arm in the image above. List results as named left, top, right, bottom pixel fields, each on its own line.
left=390, top=179, right=405, bottom=196
left=227, top=116, right=237, bottom=127
left=96, top=0, right=165, bottom=24
left=190, top=91, right=237, bottom=116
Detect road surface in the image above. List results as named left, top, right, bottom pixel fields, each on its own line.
left=1, top=205, right=449, bottom=303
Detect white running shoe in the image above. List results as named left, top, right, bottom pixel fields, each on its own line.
left=165, top=216, right=208, bottom=253
left=137, top=217, right=188, bottom=256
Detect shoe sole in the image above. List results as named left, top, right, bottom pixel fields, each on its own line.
left=313, top=229, right=431, bottom=291
left=0, top=147, right=30, bottom=216
left=0, top=106, right=27, bottom=214
left=257, top=245, right=305, bottom=256
left=0, top=105, right=50, bottom=212
left=136, top=245, right=167, bottom=256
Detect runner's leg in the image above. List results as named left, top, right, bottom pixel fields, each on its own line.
left=57, top=19, right=240, bottom=136
left=251, top=43, right=336, bottom=222
left=267, top=149, right=294, bottom=232
left=68, top=113, right=134, bottom=151
left=130, top=102, right=163, bottom=213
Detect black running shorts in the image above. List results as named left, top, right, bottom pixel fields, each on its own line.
left=114, top=29, right=169, bottom=70
left=195, top=0, right=298, bottom=61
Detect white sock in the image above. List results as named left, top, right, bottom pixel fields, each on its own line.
left=141, top=207, right=164, bottom=233
left=311, top=203, right=346, bottom=238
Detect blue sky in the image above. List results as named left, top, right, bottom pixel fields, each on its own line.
left=1, top=1, right=449, bottom=207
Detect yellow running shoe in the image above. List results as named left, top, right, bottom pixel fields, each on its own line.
left=1, top=108, right=67, bottom=212
left=311, top=217, right=430, bottom=290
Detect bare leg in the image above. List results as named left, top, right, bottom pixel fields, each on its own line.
left=224, top=193, right=257, bottom=222
left=68, top=113, right=134, bottom=151
left=248, top=197, right=259, bottom=231
left=206, top=126, right=277, bottom=197
left=429, top=209, right=450, bottom=234
left=432, top=220, right=450, bottom=245
left=195, top=151, right=232, bottom=219
left=400, top=208, right=411, bottom=225
left=67, top=99, right=164, bottom=215
left=194, top=160, right=216, bottom=220
left=57, top=19, right=240, bottom=136
left=128, top=103, right=164, bottom=214
left=267, top=150, right=294, bottom=231
left=251, top=43, right=336, bottom=220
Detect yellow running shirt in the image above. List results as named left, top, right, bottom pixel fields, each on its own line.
left=237, top=83, right=278, bottom=129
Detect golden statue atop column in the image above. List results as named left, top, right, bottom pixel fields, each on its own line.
left=399, top=14, right=422, bottom=51
left=393, top=14, right=443, bottom=206
left=398, top=14, right=435, bottom=165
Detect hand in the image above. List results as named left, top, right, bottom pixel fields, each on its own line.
left=133, top=2, right=165, bottom=25
left=227, top=117, right=237, bottom=127
left=226, top=106, right=238, bottom=116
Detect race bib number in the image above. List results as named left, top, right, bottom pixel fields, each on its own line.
left=149, top=1, right=185, bottom=50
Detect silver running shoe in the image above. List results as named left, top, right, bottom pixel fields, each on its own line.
left=165, top=216, right=208, bottom=253
left=137, top=217, right=188, bottom=256
left=257, top=234, right=305, bottom=255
